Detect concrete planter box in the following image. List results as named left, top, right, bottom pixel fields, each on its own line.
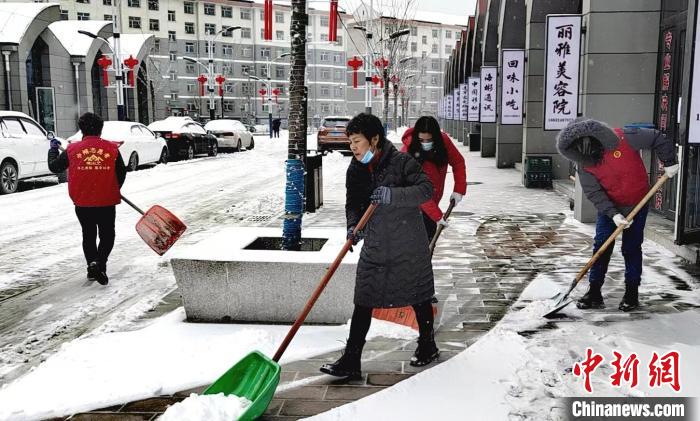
left=170, top=227, right=357, bottom=324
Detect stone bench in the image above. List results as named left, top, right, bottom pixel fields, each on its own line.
left=170, top=227, right=356, bottom=324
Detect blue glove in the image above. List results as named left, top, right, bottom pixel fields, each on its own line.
left=50, top=139, right=62, bottom=150
left=370, top=186, right=391, bottom=205
left=347, top=226, right=364, bottom=245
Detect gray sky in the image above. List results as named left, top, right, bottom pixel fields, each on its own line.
left=416, top=0, right=476, bottom=17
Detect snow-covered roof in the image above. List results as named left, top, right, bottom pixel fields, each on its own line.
left=108, top=33, right=154, bottom=57
left=412, top=11, right=469, bottom=27
left=48, top=20, right=112, bottom=57
left=0, top=2, right=59, bottom=45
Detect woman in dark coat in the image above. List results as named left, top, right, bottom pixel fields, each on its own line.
left=320, top=113, right=439, bottom=378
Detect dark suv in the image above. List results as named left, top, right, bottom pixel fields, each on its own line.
left=317, top=116, right=351, bottom=154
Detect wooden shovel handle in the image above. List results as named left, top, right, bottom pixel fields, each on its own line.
left=272, top=204, right=377, bottom=362
left=572, top=174, right=669, bottom=284
left=429, top=199, right=456, bottom=253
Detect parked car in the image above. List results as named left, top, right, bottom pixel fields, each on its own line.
left=148, top=117, right=218, bottom=160
left=0, top=111, right=66, bottom=194
left=317, top=116, right=351, bottom=154
left=68, top=121, right=168, bottom=171
left=204, top=119, right=254, bottom=152
left=253, top=124, right=268, bottom=134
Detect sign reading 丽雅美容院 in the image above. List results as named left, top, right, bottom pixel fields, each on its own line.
left=544, top=14, right=582, bottom=130
left=480, top=67, right=497, bottom=123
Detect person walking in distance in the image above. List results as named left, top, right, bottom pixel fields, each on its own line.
left=48, top=113, right=127, bottom=285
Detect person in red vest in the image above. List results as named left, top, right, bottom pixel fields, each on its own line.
left=48, top=112, right=127, bottom=285
left=557, top=119, right=679, bottom=311
left=401, top=116, right=467, bottom=243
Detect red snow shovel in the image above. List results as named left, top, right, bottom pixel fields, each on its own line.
left=203, top=204, right=377, bottom=421
left=542, top=174, right=670, bottom=318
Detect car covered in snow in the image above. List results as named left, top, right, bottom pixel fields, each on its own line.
left=0, top=110, right=65, bottom=194
left=148, top=117, right=218, bottom=160
left=317, top=116, right=351, bottom=154
left=68, top=121, right=168, bottom=171
left=204, top=119, right=254, bottom=152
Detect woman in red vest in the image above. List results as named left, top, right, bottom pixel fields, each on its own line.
left=401, top=116, right=467, bottom=243
left=557, top=119, right=679, bottom=311
left=48, top=113, right=127, bottom=285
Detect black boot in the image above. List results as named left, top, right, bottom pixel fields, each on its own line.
left=320, top=339, right=364, bottom=378
left=94, top=261, right=108, bottom=286
left=576, top=283, right=604, bottom=309
left=87, top=262, right=100, bottom=280
left=410, top=333, right=440, bottom=367
left=619, top=284, right=639, bottom=312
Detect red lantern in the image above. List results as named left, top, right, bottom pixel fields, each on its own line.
left=347, top=56, right=363, bottom=88
left=197, top=74, right=208, bottom=96
left=97, top=55, right=112, bottom=87
left=390, top=74, right=399, bottom=84
left=215, top=74, right=226, bottom=96
left=329, top=0, right=338, bottom=42
left=123, top=55, right=139, bottom=87
left=272, top=88, right=280, bottom=104
left=374, top=57, right=389, bottom=69
left=259, top=88, right=267, bottom=103
left=264, top=0, right=273, bottom=40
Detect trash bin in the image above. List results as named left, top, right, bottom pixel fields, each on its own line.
left=304, top=151, right=323, bottom=213
left=523, top=156, right=553, bottom=188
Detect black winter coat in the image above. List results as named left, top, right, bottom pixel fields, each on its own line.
left=346, top=142, right=435, bottom=308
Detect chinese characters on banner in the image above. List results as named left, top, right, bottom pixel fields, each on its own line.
left=656, top=29, right=674, bottom=210
left=501, top=49, right=525, bottom=125
left=467, top=77, right=480, bottom=122
left=454, top=88, right=461, bottom=121
left=446, top=94, right=454, bottom=120
left=544, top=15, right=582, bottom=130
left=480, top=66, right=497, bottom=123
left=687, top=9, right=700, bottom=144
left=460, top=83, right=469, bottom=121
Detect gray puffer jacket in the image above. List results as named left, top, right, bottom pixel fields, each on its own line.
left=346, top=141, right=435, bottom=308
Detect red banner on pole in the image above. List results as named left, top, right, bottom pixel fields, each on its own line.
left=97, top=56, right=112, bottom=87
left=197, top=74, right=208, bottom=96
left=329, top=0, right=338, bottom=42
left=123, top=55, right=139, bottom=87
left=347, top=56, right=363, bottom=88
left=216, top=75, right=226, bottom=96
left=264, top=0, right=273, bottom=40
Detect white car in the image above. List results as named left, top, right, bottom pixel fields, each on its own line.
left=0, top=111, right=64, bottom=194
left=204, top=119, right=254, bottom=152
left=68, top=121, right=168, bottom=171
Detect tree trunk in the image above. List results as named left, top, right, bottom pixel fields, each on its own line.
left=392, top=84, right=398, bottom=130
left=382, top=69, right=389, bottom=130
left=282, top=0, right=307, bottom=250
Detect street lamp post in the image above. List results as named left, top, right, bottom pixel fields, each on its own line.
left=205, top=26, right=240, bottom=121
left=266, top=52, right=290, bottom=139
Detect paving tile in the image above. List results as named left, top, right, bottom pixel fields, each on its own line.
left=324, top=385, right=383, bottom=400
left=275, top=385, right=327, bottom=400
left=367, top=372, right=413, bottom=386
left=121, top=397, right=184, bottom=413
left=264, top=399, right=285, bottom=416
left=279, top=399, right=353, bottom=417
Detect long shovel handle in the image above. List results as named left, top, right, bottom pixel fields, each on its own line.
left=272, top=204, right=378, bottom=362
left=564, top=174, right=670, bottom=296
left=57, top=145, right=145, bottom=216
left=429, top=199, right=456, bottom=253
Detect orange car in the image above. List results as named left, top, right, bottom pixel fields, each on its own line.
left=317, top=116, right=351, bottom=154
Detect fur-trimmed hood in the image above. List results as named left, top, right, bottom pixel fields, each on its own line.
left=556, top=118, right=620, bottom=163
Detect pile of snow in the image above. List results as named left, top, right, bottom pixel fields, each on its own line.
left=159, top=393, right=251, bottom=421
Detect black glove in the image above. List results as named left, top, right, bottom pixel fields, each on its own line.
left=370, top=186, right=391, bottom=205
left=50, top=138, right=62, bottom=150
left=347, top=226, right=364, bottom=252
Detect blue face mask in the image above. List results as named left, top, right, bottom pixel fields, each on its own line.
left=421, top=142, right=434, bottom=151
left=360, top=148, right=374, bottom=164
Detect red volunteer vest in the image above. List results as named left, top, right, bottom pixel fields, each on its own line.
left=67, top=136, right=121, bottom=207
left=583, top=128, right=649, bottom=207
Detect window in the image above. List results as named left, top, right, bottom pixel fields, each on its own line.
left=128, top=16, right=141, bottom=28
left=321, top=34, right=328, bottom=42
left=421, top=51, right=427, bottom=59
left=276, top=31, right=284, bottom=40
left=171, top=93, right=178, bottom=99
left=410, top=26, right=417, bottom=36
left=103, top=0, right=111, bottom=4
left=334, top=86, right=343, bottom=97
left=240, top=9, right=251, bottom=20
left=321, top=86, right=330, bottom=96
left=60, top=9, right=68, bottom=20
left=275, top=85, right=284, bottom=95
left=204, top=3, right=215, bottom=15
left=224, top=100, right=234, bottom=111
left=76, top=0, right=89, bottom=3
left=170, top=72, right=177, bottom=81
left=104, top=14, right=113, bottom=21
left=169, top=53, right=176, bottom=61
left=320, top=52, right=329, bottom=61
left=77, top=12, right=90, bottom=20
left=334, top=69, right=342, bottom=80
left=186, top=84, right=195, bottom=93
left=260, top=47, right=270, bottom=58
left=185, top=42, right=194, bottom=53
left=432, top=29, right=438, bottom=38
left=321, top=103, right=330, bottom=113
left=431, top=44, right=437, bottom=54
left=320, top=16, right=328, bottom=27
left=148, top=0, right=158, bottom=10
left=275, top=11, right=284, bottom=23
left=168, top=31, right=176, bottom=41
left=241, top=64, right=251, bottom=74
left=431, top=91, right=438, bottom=99
left=205, top=23, right=216, bottom=35
left=167, top=10, right=175, bottom=21
left=422, top=35, right=427, bottom=45
left=149, top=19, right=159, bottom=30
left=186, top=63, right=195, bottom=74
left=242, top=47, right=252, bottom=57
left=336, top=35, right=343, bottom=46
left=184, top=1, right=193, bottom=14
left=430, top=75, right=438, bottom=85
left=222, top=6, right=232, bottom=18
left=128, top=0, right=140, bottom=7
left=260, top=66, right=268, bottom=77
left=445, top=45, right=451, bottom=54
left=222, top=25, right=233, bottom=37
left=276, top=67, right=285, bottom=78
left=185, top=22, right=194, bottom=34
left=260, top=28, right=265, bottom=39
left=411, top=42, right=417, bottom=52
left=241, top=28, right=251, bottom=39
left=20, top=119, right=45, bottom=136
left=321, top=69, right=330, bottom=79
left=432, top=60, right=440, bottom=70
left=334, top=54, right=341, bottom=63
left=446, top=30, right=452, bottom=39
left=205, top=43, right=215, bottom=54
left=223, top=44, right=233, bottom=56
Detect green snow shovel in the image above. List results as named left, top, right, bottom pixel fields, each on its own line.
left=203, top=204, right=378, bottom=420
left=429, top=198, right=456, bottom=254
left=543, top=174, right=669, bottom=319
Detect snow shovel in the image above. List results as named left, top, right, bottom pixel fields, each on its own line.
left=203, top=204, right=378, bottom=421
left=542, top=174, right=669, bottom=319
